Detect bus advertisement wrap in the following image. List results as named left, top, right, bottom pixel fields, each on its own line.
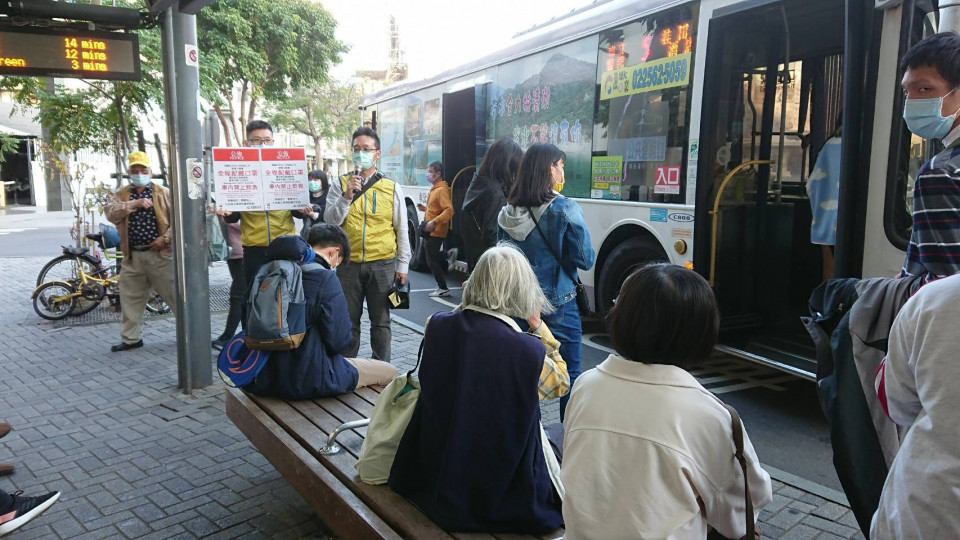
left=591, top=156, right=624, bottom=199
left=601, top=52, right=692, bottom=101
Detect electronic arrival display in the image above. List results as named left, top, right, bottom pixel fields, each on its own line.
left=0, top=27, right=140, bottom=81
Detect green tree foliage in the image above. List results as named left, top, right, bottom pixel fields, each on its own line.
left=0, top=0, right=163, bottom=156
left=197, top=0, right=347, bottom=147
left=268, top=80, right=363, bottom=166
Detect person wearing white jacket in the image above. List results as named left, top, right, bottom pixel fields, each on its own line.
left=562, top=263, right=772, bottom=539
left=873, top=272, right=960, bottom=538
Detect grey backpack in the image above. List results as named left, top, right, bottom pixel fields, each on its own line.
left=246, top=260, right=321, bottom=350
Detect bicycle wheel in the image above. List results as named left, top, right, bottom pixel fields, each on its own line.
left=33, top=281, right=78, bottom=321
left=36, top=255, right=101, bottom=285
left=146, top=290, right=171, bottom=314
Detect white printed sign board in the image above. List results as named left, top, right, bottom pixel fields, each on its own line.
left=212, top=147, right=309, bottom=211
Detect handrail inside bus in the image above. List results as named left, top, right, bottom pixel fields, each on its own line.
left=708, top=159, right=776, bottom=288
left=449, top=165, right=476, bottom=190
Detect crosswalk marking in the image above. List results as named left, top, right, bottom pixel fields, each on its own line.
left=0, top=227, right=33, bottom=235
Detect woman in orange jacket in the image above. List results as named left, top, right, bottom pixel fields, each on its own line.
left=418, top=161, right=454, bottom=296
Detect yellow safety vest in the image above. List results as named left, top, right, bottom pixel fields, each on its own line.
left=339, top=174, right=397, bottom=263
left=239, top=210, right=297, bottom=247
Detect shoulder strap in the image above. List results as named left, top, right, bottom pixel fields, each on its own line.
left=721, top=403, right=755, bottom=540
left=528, top=206, right=582, bottom=285
left=349, top=172, right=385, bottom=206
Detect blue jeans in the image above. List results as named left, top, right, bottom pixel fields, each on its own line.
left=543, top=298, right=582, bottom=420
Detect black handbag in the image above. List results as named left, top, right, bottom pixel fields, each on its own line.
left=528, top=207, right=591, bottom=315
left=386, top=278, right=410, bottom=309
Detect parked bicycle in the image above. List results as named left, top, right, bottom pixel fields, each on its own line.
left=32, top=228, right=170, bottom=320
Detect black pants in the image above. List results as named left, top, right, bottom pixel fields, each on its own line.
left=219, top=258, right=246, bottom=339
left=425, top=236, right=448, bottom=290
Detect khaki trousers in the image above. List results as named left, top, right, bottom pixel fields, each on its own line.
left=118, top=249, right=177, bottom=344
left=345, top=357, right=399, bottom=388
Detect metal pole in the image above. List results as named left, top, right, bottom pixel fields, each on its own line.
left=161, top=8, right=212, bottom=392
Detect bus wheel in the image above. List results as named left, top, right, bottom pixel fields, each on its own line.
left=407, top=203, right=429, bottom=272
left=597, top=238, right=668, bottom=318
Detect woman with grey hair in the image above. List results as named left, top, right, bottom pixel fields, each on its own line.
left=388, top=245, right=566, bottom=534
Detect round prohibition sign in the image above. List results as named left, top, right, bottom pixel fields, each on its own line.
left=191, top=165, right=203, bottom=179
left=188, top=49, right=198, bottom=64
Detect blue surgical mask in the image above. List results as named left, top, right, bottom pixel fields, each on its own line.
left=353, top=150, right=376, bottom=170
left=308, top=180, right=322, bottom=193
left=130, top=174, right=151, bottom=187
left=903, top=89, right=960, bottom=140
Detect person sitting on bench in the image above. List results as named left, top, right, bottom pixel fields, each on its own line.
left=388, top=245, right=563, bottom=534
left=245, top=227, right=398, bottom=399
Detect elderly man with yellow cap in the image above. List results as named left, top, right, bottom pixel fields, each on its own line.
left=103, top=151, right=177, bottom=352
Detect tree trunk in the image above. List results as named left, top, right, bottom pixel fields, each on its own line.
left=248, top=98, right=257, bottom=129
left=114, top=97, right=132, bottom=155
left=212, top=103, right=233, bottom=147
left=239, top=80, right=248, bottom=139
left=314, top=137, right=322, bottom=170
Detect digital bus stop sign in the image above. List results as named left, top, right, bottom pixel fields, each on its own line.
left=0, top=26, right=140, bottom=81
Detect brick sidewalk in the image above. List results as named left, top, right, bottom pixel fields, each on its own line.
left=3, top=256, right=864, bottom=539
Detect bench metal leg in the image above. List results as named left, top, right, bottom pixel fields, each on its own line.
left=319, top=418, right=371, bottom=455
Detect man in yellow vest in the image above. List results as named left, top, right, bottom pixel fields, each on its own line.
left=104, top=151, right=177, bottom=352
left=324, top=127, right=411, bottom=362
left=217, top=120, right=314, bottom=293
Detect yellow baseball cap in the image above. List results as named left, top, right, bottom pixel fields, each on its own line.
left=128, top=151, right=151, bottom=168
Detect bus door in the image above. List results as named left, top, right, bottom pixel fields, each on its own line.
left=695, top=0, right=846, bottom=376
left=441, top=86, right=483, bottom=255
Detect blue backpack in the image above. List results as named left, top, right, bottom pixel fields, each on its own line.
left=245, top=259, right=322, bottom=350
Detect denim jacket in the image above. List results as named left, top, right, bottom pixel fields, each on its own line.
left=498, top=195, right=596, bottom=306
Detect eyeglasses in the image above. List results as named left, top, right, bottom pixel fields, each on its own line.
left=247, top=137, right=274, bottom=145
left=353, top=147, right=379, bottom=152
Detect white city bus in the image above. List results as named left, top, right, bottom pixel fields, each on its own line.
left=361, top=0, right=946, bottom=379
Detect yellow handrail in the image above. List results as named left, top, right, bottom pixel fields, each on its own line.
left=708, top=159, right=775, bottom=288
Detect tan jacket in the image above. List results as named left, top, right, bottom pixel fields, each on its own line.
left=104, top=182, right=173, bottom=260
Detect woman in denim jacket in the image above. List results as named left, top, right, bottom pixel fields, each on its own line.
left=498, top=143, right=596, bottom=418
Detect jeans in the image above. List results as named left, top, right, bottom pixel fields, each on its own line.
left=543, top=298, right=582, bottom=421
left=425, top=236, right=448, bottom=290
left=337, top=259, right=396, bottom=362
left=220, top=258, right=246, bottom=339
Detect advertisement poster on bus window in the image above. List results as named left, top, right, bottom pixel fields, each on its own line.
left=591, top=156, right=623, bottom=199
left=212, top=147, right=308, bottom=212
left=378, top=106, right=405, bottom=183
left=260, top=148, right=309, bottom=210
left=486, top=36, right=598, bottom=199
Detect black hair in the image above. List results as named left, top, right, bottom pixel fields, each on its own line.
left=900, top=32, right=960, bottom=88
left=507, top=142, right=564, bottom=207
left=607, top=263, right=719, bottom=369
left=351, top=126, right=381, bottom=150
left=428, top=160, right=443, bottom=178
left=245, top=120, right=273, bottom=137
left=478, top=138, right=524, bottom=192
left=307, top=223, right=351, bottom=264
left=309, top=169, right=329, bottom=191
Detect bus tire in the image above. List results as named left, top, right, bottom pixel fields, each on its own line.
left=597, top=238, right=668, bottom=318
left=407, top=203, right=429, bottom=272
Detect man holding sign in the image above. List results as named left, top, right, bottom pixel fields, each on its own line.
left=324, top=127, right=410, bottom=362
left=216, top=120, right=315, bottom=293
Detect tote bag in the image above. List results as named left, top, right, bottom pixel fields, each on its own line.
left=355, top=337, right=424, bottom=484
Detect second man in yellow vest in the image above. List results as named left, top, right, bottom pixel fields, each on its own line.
left=324, top=127, right=411, bottom=362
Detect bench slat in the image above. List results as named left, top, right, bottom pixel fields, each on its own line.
left=253, top=393, right=456, bottom=540
left=225, top=388, right=403, bottom=540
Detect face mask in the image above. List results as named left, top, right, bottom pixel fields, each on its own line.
left=130, top=174, right=151, bottom=187
left=353, top=150, right=376, bottom=170
left=903, top=89, right=960, bottom=140
left=554, top=167, right=565, bottom=192
left=426, top=172, right=436, bottom=184
left=308, top=181, right=322, bottom=193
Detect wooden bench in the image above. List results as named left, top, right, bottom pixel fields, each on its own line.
left=225, top=385, right=564, bottom=540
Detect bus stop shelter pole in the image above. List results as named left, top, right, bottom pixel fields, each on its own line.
left=161, top=8, right=212, bottom=392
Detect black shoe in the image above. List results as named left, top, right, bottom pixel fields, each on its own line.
left=212, top=336, right=230, bottom=351
left=0, top=490, right=60, bottom=536
left=110, top=341, right=143, bottom=352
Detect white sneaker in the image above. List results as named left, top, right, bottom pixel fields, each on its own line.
left=429, top=289, right=451, bottom=297
left=446, top=248, right=459, bottom=272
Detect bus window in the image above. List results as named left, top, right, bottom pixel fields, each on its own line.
left=886, top=2, right=938, bottom=248
left=592, top=3, right=699, bottom=204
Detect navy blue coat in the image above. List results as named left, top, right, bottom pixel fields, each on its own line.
left=388, top=310, right=563, bottom=533
left=246, top=257, right=359, bottom=399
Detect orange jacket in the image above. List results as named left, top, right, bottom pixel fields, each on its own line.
left=425, top=180, right=454, bottom=238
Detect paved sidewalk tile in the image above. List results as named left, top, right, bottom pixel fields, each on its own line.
left=3, top=256, right=864, bottom=539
